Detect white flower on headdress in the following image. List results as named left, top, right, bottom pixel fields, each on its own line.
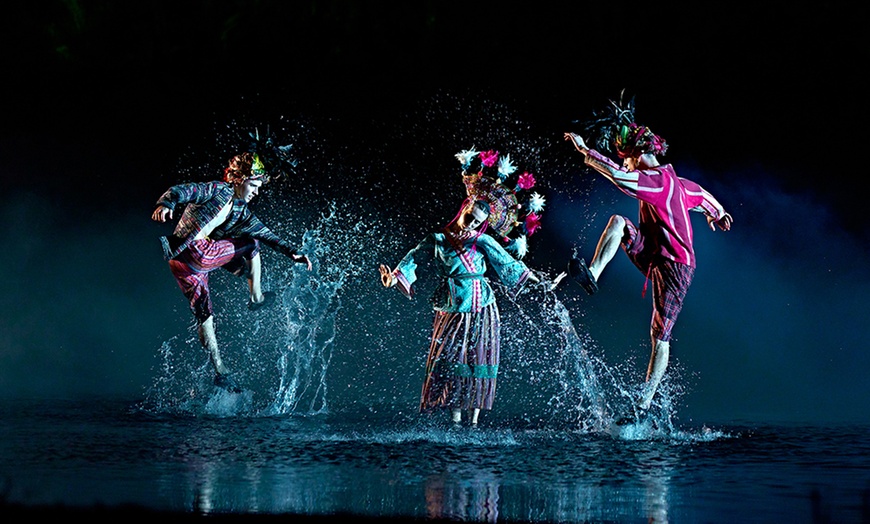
left=528, top=192, right=546, bottom=213
left=497, top=153, right=517, bottom=180
left=506, top=234, right=528, bottom=259
left=455, top=147, right=479, bottom=169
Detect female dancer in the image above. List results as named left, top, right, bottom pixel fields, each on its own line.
left=380, top=197, right=539, bottom=425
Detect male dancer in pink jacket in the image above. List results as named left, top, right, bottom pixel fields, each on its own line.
left=564, top=116, right=733, bottom=423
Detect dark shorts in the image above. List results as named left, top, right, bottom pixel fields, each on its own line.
left=168, top=237, right=260, bottom=323
left=621, top=217, right=695, bottom=342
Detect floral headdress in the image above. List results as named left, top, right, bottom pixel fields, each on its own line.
left=582, top=89, right=668, bottom=159
left=455, top=146, right=544, bottom=259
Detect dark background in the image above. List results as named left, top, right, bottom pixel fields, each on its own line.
left=4, top=2, right=862, bottom=206
left=1, top=1, right=867, bottom=423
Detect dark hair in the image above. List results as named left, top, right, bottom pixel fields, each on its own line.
left=223, top=152, right=270, bottom=184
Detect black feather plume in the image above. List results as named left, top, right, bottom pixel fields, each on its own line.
left=246, top=126, right=298, bottom=180
left=581, top=89, right=636, bottom=154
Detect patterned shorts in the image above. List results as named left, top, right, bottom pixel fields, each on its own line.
left=621, top=217, right=695, bottom=342
left=168, top=238, right=260, bottom=322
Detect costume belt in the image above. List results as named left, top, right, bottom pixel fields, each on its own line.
left=447, top=273, right=485, bottom=280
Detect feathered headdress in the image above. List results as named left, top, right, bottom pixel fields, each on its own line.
left=455, top=147, right=544, bottom=259
left=581, top=90, right=668, bottom=159
left=244, top=126, right=299, bottom=181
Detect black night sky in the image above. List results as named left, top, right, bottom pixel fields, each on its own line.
left=1, top=2, right=867, bottom=424
left=3, top=2, right=862, bottom=213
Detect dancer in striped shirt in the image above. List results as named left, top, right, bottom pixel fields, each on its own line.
left=563, top=109, right=733, bottom=423
left=152, top=152, right=311, bottom=393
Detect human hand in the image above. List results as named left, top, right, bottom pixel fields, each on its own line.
left=709, top=212, right=733, bottom=232
left=564, top=132, right=588, bottom=153
left=293, top=254, right=313, bottom=270
left=379, top=264, right=394, bottom=287
left=151, top=206, right=172, bottom=222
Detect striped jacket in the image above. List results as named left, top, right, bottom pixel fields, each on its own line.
left=156, top=180, right=297, bottom=261
left=585, top=149, right=726, bottom=267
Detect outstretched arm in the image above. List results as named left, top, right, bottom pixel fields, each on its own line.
left=564, top=132, right=589, bottom=154
left=683, top=179, right=733, bottom=232
left=273, top=244, right=312, bottom=270
left=567, top=133, right=641, bottom=196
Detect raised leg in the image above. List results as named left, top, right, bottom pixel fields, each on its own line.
left=588, top=215, right=626, bottom=281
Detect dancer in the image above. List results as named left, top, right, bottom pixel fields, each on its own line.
left=563, top=95, right=733, bottom=422
left=379, top=148, right=544, bottom=425
left=152, top=151, right=311, bottom=393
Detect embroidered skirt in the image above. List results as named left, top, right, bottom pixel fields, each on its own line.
left=420, top=302, right=501, bottom=412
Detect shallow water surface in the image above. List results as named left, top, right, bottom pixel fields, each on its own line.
left=1, top=398, right=868, bottom=523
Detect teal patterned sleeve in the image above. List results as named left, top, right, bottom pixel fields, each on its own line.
left=476, top=234, right=531, bottom=295
left=392, top=233, right=437, bottom=299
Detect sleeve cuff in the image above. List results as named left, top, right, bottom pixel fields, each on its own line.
left=394, top=270, right=414, bottom=299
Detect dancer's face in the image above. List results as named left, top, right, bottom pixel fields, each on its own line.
left=624, top=153, right=658, bottom=171
left=458, top=204, right=489, bottom=231
left=235, top=178, right=263, bottom=203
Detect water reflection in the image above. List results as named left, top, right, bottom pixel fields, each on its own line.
left=637, top=447, right=675, bottom=524
left=3, top=399, right=866, bottom=522
left=425, top=466, right=500, bottom=522
left=172, top=429, right=687, bottom=522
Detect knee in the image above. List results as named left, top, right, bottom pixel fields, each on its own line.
left=602, top=215, right=628, bottom=240
left=607, top=215, right=626, bottom=231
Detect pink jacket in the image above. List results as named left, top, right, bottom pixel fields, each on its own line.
left=585, top=149, right=726, bottom=267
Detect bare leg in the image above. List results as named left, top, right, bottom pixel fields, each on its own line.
left=638, top=337, right=670, bottom=410
left=198, top=315, right=228, bottom=375
left=246, top=253, right=265, bottom=304
left=451, top=408, right=462, bottom=423
left=588, top=215, right=626, bottom=281
left=471, top=408, right=480, bottom=425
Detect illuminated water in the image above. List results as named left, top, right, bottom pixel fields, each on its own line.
left=4, top=94, right=867, bottom=523
left=1, top=397, right=868, bottom=523
left=3, top=202, right=868, bottom=523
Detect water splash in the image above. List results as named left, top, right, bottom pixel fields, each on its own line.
left=139, top=91, right=701, bottom=436
left=496, top=279, right=614, bottom=432
left=263, top=200, right=393, bottom=416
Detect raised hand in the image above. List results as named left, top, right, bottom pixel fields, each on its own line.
left=709, top=212, right=733, bottom=232
left=151, top=206, right=173, bottom=222
left=379, top=264, right=394, bottom=287
left=564, top=132, right=588, bottom=153
left=293, top=254, right=313, bottom=270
